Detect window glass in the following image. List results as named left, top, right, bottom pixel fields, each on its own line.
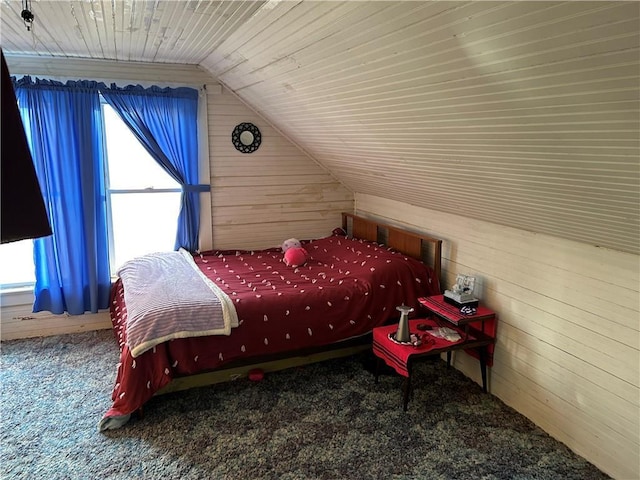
left=103, top=105, right=180, bottom=190
left=0, top=239, right=35, bottom=288
left=102, top=103, right=181, bottom=272
left=108, top=192, right=181, bottom=270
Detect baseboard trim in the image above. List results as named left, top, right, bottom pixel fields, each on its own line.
left=0, top=310, right=112, bottom=341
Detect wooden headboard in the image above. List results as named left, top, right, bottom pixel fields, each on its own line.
left=342, top=212, right=442, bottom=288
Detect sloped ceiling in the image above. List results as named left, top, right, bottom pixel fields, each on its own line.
left=1, top=1, right=639, bottom=254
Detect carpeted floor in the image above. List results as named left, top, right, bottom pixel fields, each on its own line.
left=0, top=330, right=610, bottom=480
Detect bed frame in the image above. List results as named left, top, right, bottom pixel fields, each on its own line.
left=341, top=213, right=441, bottom=281
left=155, top=213, right=442, bottom=396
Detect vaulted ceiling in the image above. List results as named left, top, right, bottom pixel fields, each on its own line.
left=2, top=1, right=639, bottom=254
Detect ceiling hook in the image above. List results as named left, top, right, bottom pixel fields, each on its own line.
left=21, top=0, right=34, bottom=31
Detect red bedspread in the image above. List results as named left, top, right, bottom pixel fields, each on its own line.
left=101, top=234, right=440, bottom=427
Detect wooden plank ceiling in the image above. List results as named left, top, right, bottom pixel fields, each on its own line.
left=2, top=1, right=639, bottom=254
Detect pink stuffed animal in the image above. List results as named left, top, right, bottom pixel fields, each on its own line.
left=284, top=247, right=308, bottom=267
left=282, top=237, right=309, bottom=267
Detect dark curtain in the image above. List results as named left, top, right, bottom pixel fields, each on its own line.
left=0, top=49, right=51, bottom=243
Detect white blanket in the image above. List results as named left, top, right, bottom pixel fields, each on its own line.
left=117, top=249, right=239, bottom=358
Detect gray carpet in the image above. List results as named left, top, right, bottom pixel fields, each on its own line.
left=0, top=330, right=610, bottom=480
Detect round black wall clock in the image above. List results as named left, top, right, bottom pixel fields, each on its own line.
left=231, top=122, right=261, bottom=154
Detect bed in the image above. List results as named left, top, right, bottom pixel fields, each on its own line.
left=99, top=213, right=442, bottom=430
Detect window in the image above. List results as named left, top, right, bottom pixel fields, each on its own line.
left=0, top=104, right=183, bottom=288
left=102, top=103, right=181, bottom=272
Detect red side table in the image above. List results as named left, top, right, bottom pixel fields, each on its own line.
left=372, top=296, right=496, bottom=411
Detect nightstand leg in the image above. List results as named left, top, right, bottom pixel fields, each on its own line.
left=402, top=362, right=412, bottom=411
left=375, top=357, right=381, bottom=383
left=479, top=347, right=488, bottom=393
left=446, top=351, right=452, bottom=367
left=402, top=376, right=411, bottom=411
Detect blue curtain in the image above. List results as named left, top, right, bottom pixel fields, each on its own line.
left=101, top=85, right=207, bottom=252
left=13, top=77, right=111, bottom=315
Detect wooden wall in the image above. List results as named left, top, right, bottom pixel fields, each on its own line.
left=206, top=86, right=352, bottom=250
left=356, top=193, right=639, bottom=480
